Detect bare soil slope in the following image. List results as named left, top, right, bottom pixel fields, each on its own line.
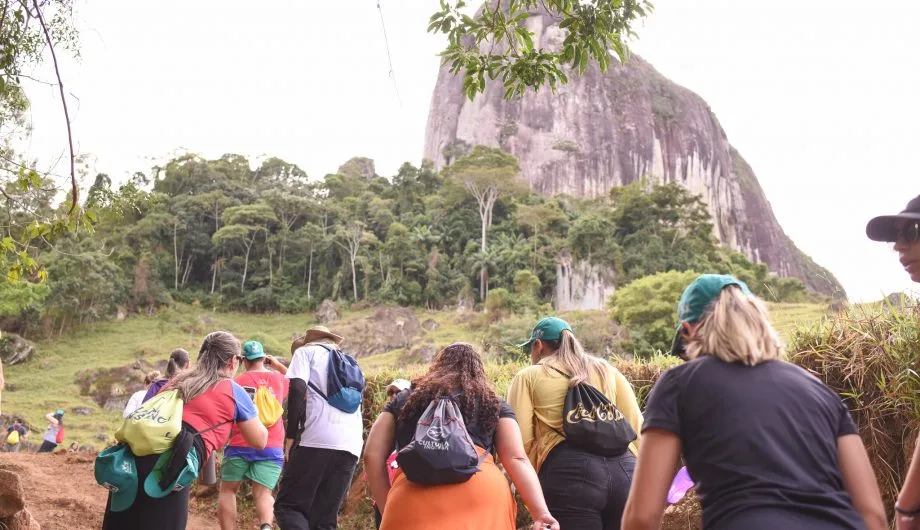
left=0, top=452, right=214, bottom=530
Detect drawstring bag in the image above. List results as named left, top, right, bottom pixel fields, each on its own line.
left=549, top=366, right=636, bottom=456
left=254, top=385, right=284, bottom=427
left=396, top=395, right=485, bottom=485
left=115, top=389, right=183, bottom=456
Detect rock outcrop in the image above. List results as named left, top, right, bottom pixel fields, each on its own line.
left=423, top=12, right=844, bottom=298
left=0, top=334, right=35, bottom=365
left=555, top=252, right=616, bottom=311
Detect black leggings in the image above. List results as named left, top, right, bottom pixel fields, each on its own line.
left=538, top=442, right=636, bottom=530
left=101, top=453, right=190, bottom=530
left=37, top=440, right=57, bottom=453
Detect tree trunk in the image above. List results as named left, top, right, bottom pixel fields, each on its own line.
left=241, top=233, right=256, bottom=292
left=173, top=222, right=179, bottom=291
left=307, top=245, right=314, bottom=300
left=182, top=256, right=194, bottom=285
left=210, top=258, right=219, bottom=294
left=350, top=251, right=358, bottom=302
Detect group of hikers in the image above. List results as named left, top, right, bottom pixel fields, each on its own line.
left=4, top=409, right=68, bottom=453
left=0, top=193, right=915, bottom=530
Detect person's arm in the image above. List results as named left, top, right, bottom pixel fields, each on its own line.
left=236, top=417, right=268, bottom=449
left=612, top=368, right=644, bottom=452
left=284, top=378, right=307, bottom=460
left=506, top=372, right=535, bottom=454
left=621, top=429, right=682, bottom=530
left=365, top=412, right=397, bottom=511
left=495, top=417, right=559, bottom=529
left=266, top=356, right=288, bottom=375
left=45, top=412, right=58, bottom=426
left=231, top=381, right=268, bottom=449
left=837, top=434, right=886, bottom=530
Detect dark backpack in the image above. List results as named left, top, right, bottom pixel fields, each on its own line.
left=396, top=395, right=486, bottom=485
left=308, top=345, right=366, bottom=414
left=549, top=366, right=636, bottom=456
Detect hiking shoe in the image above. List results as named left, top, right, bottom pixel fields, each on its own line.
left=259, top=525, right=272, bottom=530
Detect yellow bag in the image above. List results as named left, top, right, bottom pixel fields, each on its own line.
left=6, top=429, right=20, bottom=445
left=115, top=388, right=183, bottom=456
left=254, top=385, right=283, bottom=427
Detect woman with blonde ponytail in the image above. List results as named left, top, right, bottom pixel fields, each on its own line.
left=622, top=274, right=886, bottom=530
left=508, top=317, right=643, bottom=530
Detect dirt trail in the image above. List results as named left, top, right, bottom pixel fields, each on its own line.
left=0, top=452, right=214, bottom=530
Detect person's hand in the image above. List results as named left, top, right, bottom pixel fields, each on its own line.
left=284, top=438, right=294, bottom=464
left=898, top=513, right=920, bottom=530
left=530, top=512, right=559, bottom=530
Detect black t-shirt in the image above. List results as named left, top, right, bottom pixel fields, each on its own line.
left=643, top=356, right=865, bottom=530
left=384, top=390, right=516, bottom=452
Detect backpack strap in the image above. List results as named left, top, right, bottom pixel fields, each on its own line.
left=546, top=365, right=571, bottom=379
left=308, top=381, right=328, bottom=400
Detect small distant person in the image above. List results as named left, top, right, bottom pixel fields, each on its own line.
left=866, top=194, right=920, bottom=529
left=143, top=349, right=190, bottom=402
left=275, top=326, right=364, bottom=530
left=37, top=410, right=64, bottom=453
left=370, top=378, right=410, bottom=528
left=123, top=370, right=161, bottom=418
left=219, top=341, right=290, bottom=530
left=621, top=274, right=887, bottom=530
left=5, top=417, right=28, bottom=452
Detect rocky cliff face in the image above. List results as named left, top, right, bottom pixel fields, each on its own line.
left=424, top=12, right=844, bottom=298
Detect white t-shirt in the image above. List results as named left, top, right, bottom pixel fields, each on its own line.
left=123, top=389, right=147, bottom=418
left=286, top=342, right=364, bottom=458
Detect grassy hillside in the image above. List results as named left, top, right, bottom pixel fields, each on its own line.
left=0, top=302, right=828, bottom=449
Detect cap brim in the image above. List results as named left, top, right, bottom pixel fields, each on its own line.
left=144, top=448, right=199, bottom=498
left=518, top=339, right=534, bottom=351
left=867, top=213, right=920, bottom=242
left=96, top=446, right=137, bottom=512
left=244, top=352, right=265, bottom=360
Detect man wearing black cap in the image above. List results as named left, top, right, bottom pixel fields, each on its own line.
left=866, top=194, right=920, bottom=529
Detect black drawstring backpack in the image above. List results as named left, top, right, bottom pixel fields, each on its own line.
left=396, top=395, right=486, bottom=485
left=549, top=366, right=636, bottom=456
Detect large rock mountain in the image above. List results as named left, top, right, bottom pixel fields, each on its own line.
left=424, top=12, right=844, bottom=299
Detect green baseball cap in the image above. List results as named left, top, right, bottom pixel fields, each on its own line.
left=94, top=445, right=138, bottom=512
left=519, top=317, right=573, bottom=351
left=144, top=445, right=200, bottom=498
left=242, top=340, right=265, bottom=360
left=669, top=274, right=752, bottom=358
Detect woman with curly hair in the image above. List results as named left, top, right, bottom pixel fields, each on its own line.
left=364, top=342, right=559, bottom=530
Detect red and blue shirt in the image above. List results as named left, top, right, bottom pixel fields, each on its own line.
left=224, top=370, right=288, bottom=465
left=181, top=379, right=257, bottom=462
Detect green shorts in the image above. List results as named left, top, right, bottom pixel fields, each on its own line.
left=220, top=457, right=283, bottom=489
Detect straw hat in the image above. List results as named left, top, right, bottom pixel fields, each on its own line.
left=291, top=325, right=345, bottom=354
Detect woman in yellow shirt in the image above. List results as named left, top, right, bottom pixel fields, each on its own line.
left=508, top=317, right=643, bottom=530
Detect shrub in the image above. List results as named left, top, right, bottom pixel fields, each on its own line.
left=609, top=270, right=699, bottom=357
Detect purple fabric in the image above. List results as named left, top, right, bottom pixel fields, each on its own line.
left=667, top=466, right=695, bottom=504
left=142, top=379, right=169, bottom=402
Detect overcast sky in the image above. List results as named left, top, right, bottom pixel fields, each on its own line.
left=18, top=0, right=917, bottom=302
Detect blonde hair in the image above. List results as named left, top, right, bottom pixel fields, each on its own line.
left=170, top=331, right=238, bottom=402
left=541, top=330, right=610, bottom=388
left=685, top=286, right=784, bottom=365
left=144, top=370, right=162, bottom=385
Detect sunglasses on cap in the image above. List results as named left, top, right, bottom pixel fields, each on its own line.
left=897, top=221, right=920, bottom=244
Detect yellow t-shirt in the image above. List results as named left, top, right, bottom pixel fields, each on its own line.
left=506, top=358, right=643, bottom=472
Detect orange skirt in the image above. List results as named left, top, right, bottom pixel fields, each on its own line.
left=380, top=451, right=517, bottom=530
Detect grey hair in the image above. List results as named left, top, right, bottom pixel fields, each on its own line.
left=171, top=331, right=239, bottom=402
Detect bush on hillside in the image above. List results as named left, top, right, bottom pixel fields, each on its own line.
left=609, top=270, right=700, bottom=357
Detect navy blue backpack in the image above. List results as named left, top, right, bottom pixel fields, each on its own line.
left=308, top=344, right=366, bottom=413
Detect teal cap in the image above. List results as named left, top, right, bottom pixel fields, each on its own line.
left=670, top=274, right=752, bottom=358
left=94, top=445, right=138, bottom=512
left=519, top=317, right=573, bottom=351
left=242, top=340, right=265, bottom=360
left=143, top=446, right=200, bottom=498
left=55, top=409, right=64, bottom=416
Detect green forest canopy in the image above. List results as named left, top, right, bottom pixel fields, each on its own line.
left=0, top=147, right=819, bottom=339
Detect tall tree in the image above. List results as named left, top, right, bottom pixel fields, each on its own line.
left=335, top=222, right=371, bottom=303
left=449, top=146, right=526, bottom=301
